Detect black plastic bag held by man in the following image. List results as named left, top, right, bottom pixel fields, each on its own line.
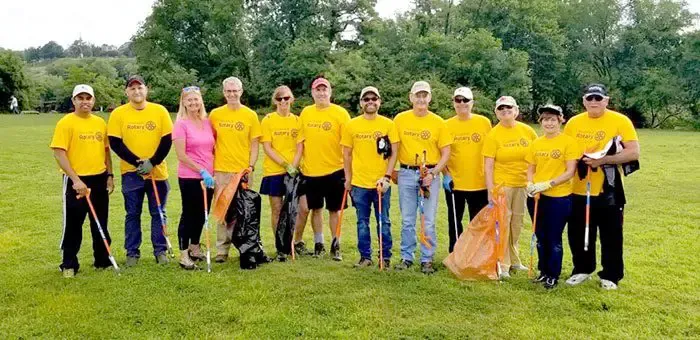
left=231, top=180, right=272, bottom=269
left=275, top=175, right=300, bottom=256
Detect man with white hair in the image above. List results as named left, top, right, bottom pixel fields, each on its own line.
left=209, top=77, right=262, bottom=263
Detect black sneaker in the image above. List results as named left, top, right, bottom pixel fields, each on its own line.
left=294, top=242, right=312, bottom=256
left=394, top=259, right=413, bottom=270
left=420, top=261, right=436, bottom=274
left=330, top=243, right=342, bottom=261
left=313, top=242, right=326, bottom=258
left=544, top=277, right=558, bottom=289
left=532, top=274, right=547, bottom=284
left=380, top=259, right=391, bottom=270
left=354, top=258, right=373, bottom=268
left=276, top=253, right=287, bottom=262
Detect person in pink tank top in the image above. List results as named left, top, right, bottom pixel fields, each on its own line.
left=172, top=86, right=215, bottom=269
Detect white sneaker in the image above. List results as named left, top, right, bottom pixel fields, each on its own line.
left=499, top=271, right=511, bottom=280
left=600, top=279, right=618, bottom=290
left=565, top=273, right=592, bottom=286
left=510, top=264, right=529, bottom=272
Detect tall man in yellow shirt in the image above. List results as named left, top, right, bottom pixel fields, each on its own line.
left=108, top=75, right=173, bottom=266
left=394, top=81, right=453, bottom=274
left=443, top=87, right=492, bottom=252
left=50, top=84, right=114, bottom=278
left=341, top=86, right=399, bottom=268
left=563, top=84, right=640, bottom=290
left=209, top=76, right=262, bottom=263
left=295, top=77, right=351, bottom=260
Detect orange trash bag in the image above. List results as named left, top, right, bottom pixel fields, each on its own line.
left=443, top=187, right=508, bottom=281
left=211, top=169, right=250, bottom=224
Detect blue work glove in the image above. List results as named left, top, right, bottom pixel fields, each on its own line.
left=442, top=174, right=454, bottom=192
left=136, top=159, right=154, bottom=175
left=199, top=169, right=215, bottom=188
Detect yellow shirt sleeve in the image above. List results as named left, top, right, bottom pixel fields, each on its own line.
left=482, top=131, right=498, bottom=158
left=340, top=121, right=353, bottom=148
left=388, top=121, right=400, bottom=143
left=50, top=118, right=70, bottom=150
left=295, top=116, right=305, bottom=143
left=261, top=115, right=272, bottom=143
left=565, top=137, right=581, bottom=161
left=107, top=110, right=122, bottom=138
left=525, top=143, right=535, bottom=165
left=618, top=114, right=638, bottom=142
left=437, top=121, right=453, bottom=148
left=160, top=106, right=173, bottom=136
left=249, top=111, right=262, bottom=140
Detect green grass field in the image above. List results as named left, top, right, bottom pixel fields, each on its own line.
left=0, top=114, right=698, bottom=338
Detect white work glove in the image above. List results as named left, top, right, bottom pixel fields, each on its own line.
left=526, top=181, right=552, bottom=197
left=376, top=176, right=390, bottom=193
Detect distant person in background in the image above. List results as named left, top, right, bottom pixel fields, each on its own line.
left=209, top=76, right=262, bottom=263
left=50, top=84, right=114, bottom=278
left=10, top=95, right=19, bottom=114
left=172, top=86, right=215, bottom=270
left=108, top=75, right=174, bottom=267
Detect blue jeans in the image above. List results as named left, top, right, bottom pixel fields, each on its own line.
left=122, top=172, right=169, bottom=258
left=350, top=186, right=392, bottom=260
left=528, top=195, right=572, bottom=278
left=398, top=168, right=440, bottom=263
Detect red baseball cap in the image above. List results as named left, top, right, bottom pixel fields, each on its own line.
left=311, top=77, right=331, bottom=89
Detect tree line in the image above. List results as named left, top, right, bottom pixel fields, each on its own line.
left=2, top=0, right=700, bottom=129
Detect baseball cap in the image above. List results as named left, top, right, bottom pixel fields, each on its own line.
left=410, top=81, right=431, bottom=94
left=495, top=96, right=518, bottom=107
left=126, top=75, right=145, bottom=88
left=537, top=104, right=563, bottom=116
left=360, top=86, right=380, bottom=99
left=453, top=87, right=473, bottom=100
left=72, top=84, right=94, bottom=98
left=583, top=84, right=608, bottom=97
left=311, top=77, right=331, bottom=89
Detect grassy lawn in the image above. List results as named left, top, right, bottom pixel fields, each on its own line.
left=0, top=113, right=698, bottom=338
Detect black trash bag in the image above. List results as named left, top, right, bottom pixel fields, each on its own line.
left=275, top=175, right=300, bottom=255
left=231, top=186, right=271, bottom=269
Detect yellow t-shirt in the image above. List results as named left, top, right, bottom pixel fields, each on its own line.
left=260, top=112, right=305, bottom=177
left=525, top=134, right=580, bottom=197
left=394, top=110, right=453, bottom=166
left=50, top=113, right=108, bottom=176
left=107, top=102, right=173, bottom=180
left=209, top=105, right=262, bottom=173
left=446, top=114, right=492, bottom=191
left=340, top=115, right=400, bottom=189
left=482, top=121, right=538, bottom=187
left=564, top=109, right=638, bottom=196
left=299, top=103, right=351, bottom=177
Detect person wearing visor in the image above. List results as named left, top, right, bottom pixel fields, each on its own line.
left=524, top=104, right=579, bottom=288
left=482, top=96, right=537, bottom=278
left=295, top=76, right=351, bottom=261
left=443, top=87, right=492, bottom=253
left=108, top=75, right=173, bottom=266
left=563, top=84, right=640, bottom=290
left=341, top=86, right=398, bottom=268
left=393, top=81, right=453, bottom=274
left=50, top=84, right=114, bottom=277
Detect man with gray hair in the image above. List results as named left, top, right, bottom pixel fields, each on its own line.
left=209, top=77, right=262, bottom=263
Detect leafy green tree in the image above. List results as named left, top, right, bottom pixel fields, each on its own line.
left=0, top=51, right=30, bottom=110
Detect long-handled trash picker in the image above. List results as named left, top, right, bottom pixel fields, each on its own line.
left=150, top=176, right=174, bottom=258
left=584, top=166, right=591, bottom=252
left=529, top=193, right=540, bottom=278
left=200, top=181, right=212, bottom=273
left=331, top=189, right=350, bottom=252
left=377, top=183, right=385, bottom=271
left=78, top=188, right=120, bottom=273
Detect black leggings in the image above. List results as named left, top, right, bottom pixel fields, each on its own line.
left=177, top=178, right=214, bottom=250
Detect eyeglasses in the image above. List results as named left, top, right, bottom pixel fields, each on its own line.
left=454, top=97, right=471, bottom=104
left=275, top=96, right=292, bottom=102
left=362, top=96, right=379, bottom=103
left=497, top=105, right=513, bottom=111
left=584, top=94, right=605, bottom=102
left=183, top=86, right=200, bottom=92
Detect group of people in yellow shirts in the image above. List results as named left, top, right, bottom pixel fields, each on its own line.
left=51, top=75, right=640, bottom=290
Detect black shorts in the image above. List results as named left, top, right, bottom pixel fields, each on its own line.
left=259, top=174, right=286, bottom=196
left=300, top=169, right=347, bottom=211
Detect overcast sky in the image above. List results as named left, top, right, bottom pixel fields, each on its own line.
left=1, top=0, right=698, bottom=51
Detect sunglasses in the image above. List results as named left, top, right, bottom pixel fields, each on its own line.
left=497, top=105, right=513, bottom=111
left=183, top=86, right=200, bottom=92
left=275, top=96, right=292, bottom=102
left=454, top=97, right=472, bottom=104
left=585, top=94, right=605, bottom=102
left=362, top=96, right=379, bottom=103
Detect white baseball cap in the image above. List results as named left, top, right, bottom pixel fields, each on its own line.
left=72, top=84, right=95, bottom=98
left=410, top=81, right=431, bottom=94
left=360, top=86, right=380, bottom=99
left=495, top=96, right=518, bottom=107
left=453, top=87, right=473, bottom=100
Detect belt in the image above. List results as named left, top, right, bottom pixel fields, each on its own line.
left=400, top=164, right=436, bottom=170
